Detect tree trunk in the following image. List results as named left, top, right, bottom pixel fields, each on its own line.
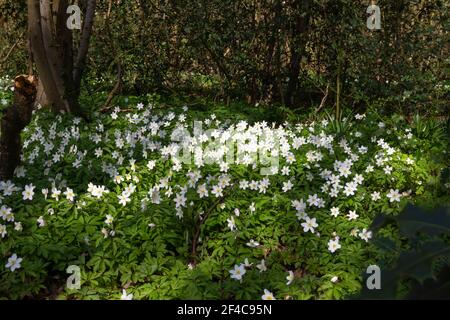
left=0, top=75, right=37, bottom=180
left=286, top=0, right=311, bottom=107
left=28, top=0, right=70, bottom=113
left=27, top=0, right=96, bottom=116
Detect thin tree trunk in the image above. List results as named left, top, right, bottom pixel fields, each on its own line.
left=73, top=0, right=97, bottom=96
left=28, top=0, right=69, bottom=113
left=286, top=0, right=311, bottom=107
left=27, top=0, right=95, bottom=117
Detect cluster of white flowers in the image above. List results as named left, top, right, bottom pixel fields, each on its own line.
left=1, top=100, right=431, bottom=300
left=87, top=183, right=109, bottom=199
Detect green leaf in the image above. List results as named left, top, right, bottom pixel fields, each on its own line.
left=396, top=204, right=450, bottom=238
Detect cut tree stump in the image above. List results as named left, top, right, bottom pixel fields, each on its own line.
left=0, top=75, right=37, bottom=180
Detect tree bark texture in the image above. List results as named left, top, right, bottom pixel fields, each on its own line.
left=0, top=75, right=37, bottom=180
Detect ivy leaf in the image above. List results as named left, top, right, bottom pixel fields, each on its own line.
left=390, top=240, right=450, bottom=285
left=396, top=204, right=450, bottom=239
left=406, top=265, right=450, bottom=300
left=370, top=204, right=450, bottom=239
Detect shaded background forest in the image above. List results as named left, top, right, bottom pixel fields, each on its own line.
left=1, top=0, right=449, bottom=115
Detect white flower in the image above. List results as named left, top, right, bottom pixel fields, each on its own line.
left=114, top=175, right=124, bottom=184
left=5, top=253, right=22, bottom=272
left=354, top=174, right=364, bottom=185
left=258, top=178, right=270, bottom=193
left=239, top=180, right=249, bottom=190
left=14, top=222, right=22, bottom=232
left=359, top=229, right=372, bottom=242
left=330, top=207, right=340, bottom=218
left=281, top=166, right=290, bottom=175
left=14, top=166, right=27, bottom=178
left=227, top=216, right=236, bottom=231
left=291, top=199, right=306, bottom=213
left=118, top=193, right=131, bottom=206
left=328, top=238, right=341, bottom=253
left=286, top=271, right=294, bottom=285
left=244, top=258, right=253, bottom=267
left=371, top=191, right=381, bottom=201
left=124, top=184, right=136, bottom=195
left=41, top=188, right=49, bottom=199
left=1, top=180, right=17, bottom=196
left=51, top=188, right=61, bottom=200
left=64, top=188, right=75, bottom=202
left=94, top=148, right=103, bottom=158
left=384, top=166, right=392, bottom=175
left=387, top=189, right=401, bottom=203
left=174, top=193, right=186, bottom=208
left=147, top=187, right=160, bottom=204
left=256, top=259, right=267, bottom=272
left=301, top=217, right=318, bottom=233
left=246, top=239, right=260, bottom=248
left=90, top=184, right=108, bottom=198
left=229, top=264, right=246, bottom=281
left=0, top=205, right=13, bottom=221
left=331, top=276, right=339, bottom=283
left=0, top=224, right=6, bottom=238
left=282, top=180, right=293, bottom=192
left=343, top=181, right=358, bottom=196
left=105, top=214, right=114, bottom=225
left=37, top=216, right=45, bottom=227
left=22, top=184, right=35, bottom=201
left=347, top=210, right=359, bottom=221
left=249, top=202, right=256, bottom=213
left=211, top=185, right=223, bottom=198
left=101, top=228, right=109, bottom=238
left=197, top=184, right=208, bottom=198
left=120, top=289, right=133, bottom=300
left=307, top=194, right=320, bottom=207
left=261, top=289, right=276, bottom=300
left=350, top=228, right=359, bottom=237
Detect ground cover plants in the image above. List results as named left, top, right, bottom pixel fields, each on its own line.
left=0, top=93, right=448, bottom=299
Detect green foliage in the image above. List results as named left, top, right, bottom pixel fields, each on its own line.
left=1, top=0, right=448, bottom=114
left=357, top=204, right=450, bottom=299
left=0, top=95, right=448, bottom=299
left=0, top=76, right=13, bottom=113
